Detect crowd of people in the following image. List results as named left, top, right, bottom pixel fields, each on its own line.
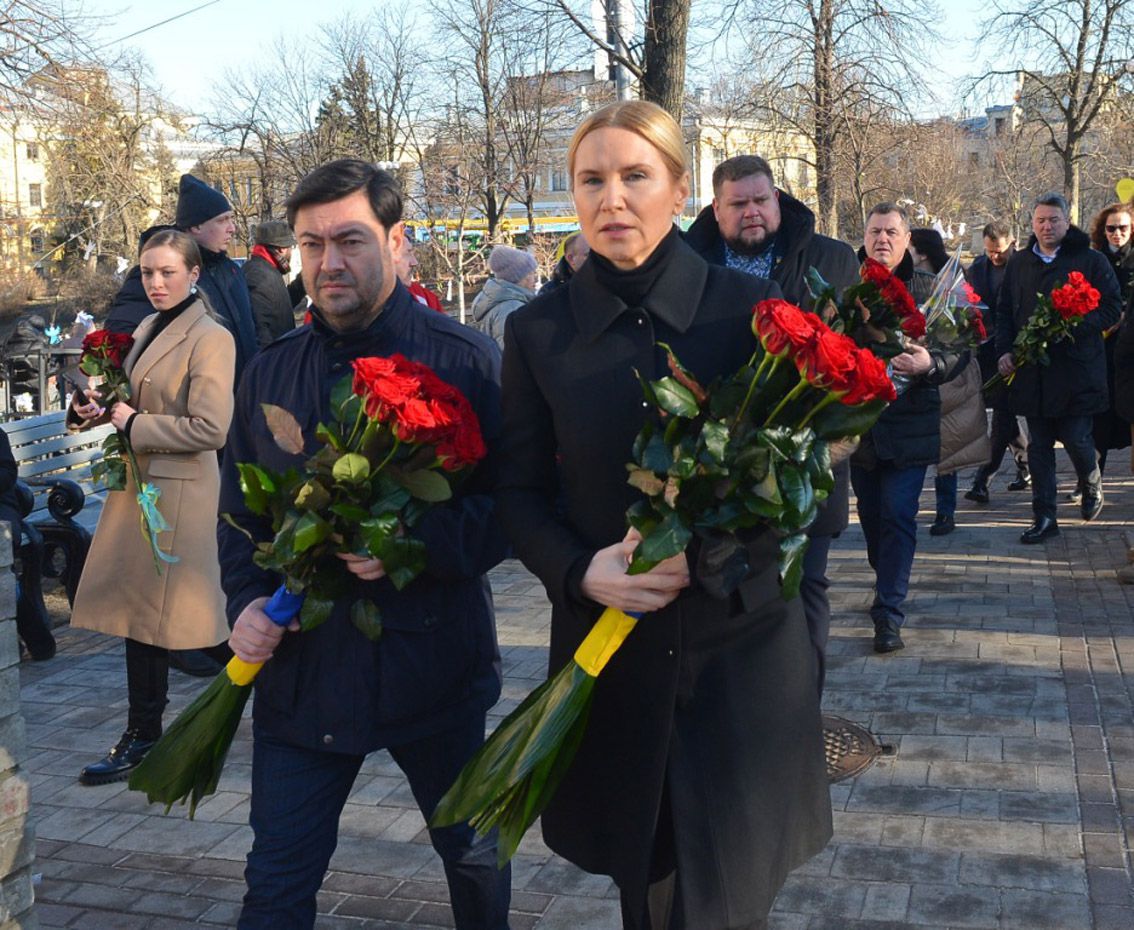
left=4, top=96, right=1131, bottom=929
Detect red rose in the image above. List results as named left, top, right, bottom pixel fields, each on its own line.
left=1051, top=272, right=1100, bottom=320
left=801, top=328, right=857, bottom=392
left=754, top=299, right=820, bottom=356
left=81, top=329, right=135, bottom=368
left=842, top=349, right=897, bottom=405
left=860, top=258, right=891, bottom=287
left=968, top=308, right=987, bottom=342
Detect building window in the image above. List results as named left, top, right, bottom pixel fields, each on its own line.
left=30, top=228, right=45, bottom=252
left=26, top=142, right=38, bottom=161
left=551, top=167, right=568, bottom=192
left=969, top=151, right=980, bottom=167
left=28, top=183, right=41, bottom=208
left=246, top=177, right=255, bottom=204
left=994, top=117, right=1005, bottom=136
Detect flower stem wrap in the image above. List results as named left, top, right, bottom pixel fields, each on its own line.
left=128, top=584, right=303, bottom=815
left=431, top=606, right=641, bottom=866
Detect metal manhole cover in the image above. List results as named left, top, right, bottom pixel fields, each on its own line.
left=822, top=714, right=882, bottom=783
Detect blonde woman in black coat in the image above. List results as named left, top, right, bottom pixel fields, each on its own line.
left=496, top=100, right=831, bottom=930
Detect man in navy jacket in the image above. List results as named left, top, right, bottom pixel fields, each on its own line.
left=218, top=160, right=510, bottom=929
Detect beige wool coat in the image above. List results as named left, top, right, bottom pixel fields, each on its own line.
left=70, top=301, right=235, bottom=649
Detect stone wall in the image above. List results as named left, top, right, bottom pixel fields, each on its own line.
left=0, top=528, right=36, bottom=929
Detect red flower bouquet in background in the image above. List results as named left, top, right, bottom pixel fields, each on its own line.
left=807, top=258, right=926, bottom=358
left=920, top=249, right=988, bottom=353
left=131, top=355, right=487, bottom=816
left=79, top=329, right=178, bottom=572
left=984, top=272, right=1101, bottom=391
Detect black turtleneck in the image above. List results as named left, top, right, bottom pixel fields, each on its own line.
left=588, top=225, right=680, bottom=306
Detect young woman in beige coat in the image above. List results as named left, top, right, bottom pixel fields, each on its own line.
left=69, top=229, right=236, bottom=785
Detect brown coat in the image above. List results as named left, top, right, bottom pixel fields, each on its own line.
left=70, top=302, right=235, bottom=649
left=937, top=356, right=990, bottom=475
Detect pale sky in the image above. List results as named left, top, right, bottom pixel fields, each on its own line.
left=82, top=0, right=997, bottom=118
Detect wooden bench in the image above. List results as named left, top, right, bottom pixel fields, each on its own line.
left=1, top=411, right=113, bottom=612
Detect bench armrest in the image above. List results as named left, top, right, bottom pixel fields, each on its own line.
left=25, top=477, right=87, bottom=521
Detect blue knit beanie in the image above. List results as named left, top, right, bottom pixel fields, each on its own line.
left=175, top=174, right=232, bottom=230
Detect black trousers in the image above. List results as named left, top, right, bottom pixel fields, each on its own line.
left=125, top=639, right=230, bottom=738
left=1025, top=415, right=1099, bottom=521
left=977, top=409, right=1028, bottom=480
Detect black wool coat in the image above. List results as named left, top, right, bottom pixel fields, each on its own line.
left=244, top=254, right=297, bottom=348
left=685, top=193, right=858, bottom=537
left=497, top=240, right=831, bottom=926
left=995, top=228, right=1123, bottom=420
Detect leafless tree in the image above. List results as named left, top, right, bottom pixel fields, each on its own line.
left=0, top=0, right=94, bottom=104
left=547, top=0, right=692, bottom=119
left=970, top=0, right=1134, bottom=224
left=728, top=0, right=941, bottom=238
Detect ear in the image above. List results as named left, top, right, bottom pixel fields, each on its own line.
left=711, top=196, right=720, bottom=219
left=674, top=172, right=691, bottom=216
left=387, top=220, right=406, bottom=256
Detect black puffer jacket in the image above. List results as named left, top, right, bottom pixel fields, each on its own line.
left=685, top=190, right=859, bottom=310
left=244, top=254, right=296, bottom=347
left=852, top=248, right=965, bottom=469
left=996, top=228, right=1122, bottom=419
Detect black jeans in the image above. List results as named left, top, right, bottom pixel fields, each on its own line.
left=124, top=639, right=170, bottom=740
left=1025, top=415, right=1099, bottom=521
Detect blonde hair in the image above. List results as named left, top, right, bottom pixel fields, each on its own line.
left=567, top=100, right=688, bottom=188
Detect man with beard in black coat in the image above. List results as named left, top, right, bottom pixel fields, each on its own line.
left=996, top=192, right=1122, bottom=544
left=686, top=155, right=857, bottom=693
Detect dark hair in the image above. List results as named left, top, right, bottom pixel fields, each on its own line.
left=982, top=221, right=1011, bottom=241
left=1089, top=202, right=1133, bottom=250
left=866, top=202, right=910, bottom=230
left=910, top=228, right=949, bottom=273
left=139, top=228, right=202, bottom=271
left=712, top=155, right=775, bottom=195
left=285, top=158, right=403, bottom=230
left=1033, top=191, right=1069, bottom=216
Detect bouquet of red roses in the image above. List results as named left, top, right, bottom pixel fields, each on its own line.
left=130, top=354, right=486, bottom=816
left=431, top=298, right=896, bottom=864
left=808, top=257, right=926, bottom=358
left=984, top=271, right=1101, bottom=391
left=79, top=329, right=178, bottom=572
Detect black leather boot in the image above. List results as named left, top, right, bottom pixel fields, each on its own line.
left=79, top=729, right=157, bottom=786
left=873, top=619, right=904, bottom=654
left=1007, top=465, right=1031, bottom=492
left=964, top=474, right=990, bottom=504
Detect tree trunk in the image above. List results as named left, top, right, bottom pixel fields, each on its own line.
left=1064, top=146, right=1080, bottom=226
left=641, top=0, right=690, bottom=121
left=813, top=0, right=837, bottom=237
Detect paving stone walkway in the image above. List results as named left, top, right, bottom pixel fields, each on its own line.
left=18, top=458, right=1134, bottom=928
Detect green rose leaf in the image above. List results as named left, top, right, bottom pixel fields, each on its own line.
left=810, top=399, right=887, bottom=442
left=395, top=467, right=452, bottom=502
left=639, top=431, right=672, bottom=474
left=652, top=377, right=701, bottom=418
left=370, top=534, right=427, bottom=590
left=330, top=502, right=370, bottom=523
left=778, top=533, right=809, bottom=600
left=294, top=479, right=332, bottom=512
left=299, top=593, right=335, bottom=631
left=699, top=419, right=729, bottom=465
left=315, top=422, right=345, bottom=452
left=628, top=510, right=692, bottom=574
left=330, top=372, right=355, bottom=415
left=292, top=511, right=331, bottom=553
left=332, top=452, right=371, bottom=484
left=350, top=599, right=384, bottom=641
left=236, top=463, right=278, bottom=515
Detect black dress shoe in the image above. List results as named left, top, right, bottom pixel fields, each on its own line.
left=964, top=479, right=990, bottom=504
left=169, top=648, right=224, bottom=678
left=79, top=730, right=157, bottom=785
left=1020, top=518, right=1060, bottom=544
left=929, top=514, right=955, bottom=536
left=1081, top=488, right=1104, bottom=521
left=872, top=619, right=904, bottom=653
left=1006, top=468, right=1031, bottom=491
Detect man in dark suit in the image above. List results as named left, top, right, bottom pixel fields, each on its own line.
left=686, top=154, right=857, bottom=692
left=995, top=192, right=1123, bottom=543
